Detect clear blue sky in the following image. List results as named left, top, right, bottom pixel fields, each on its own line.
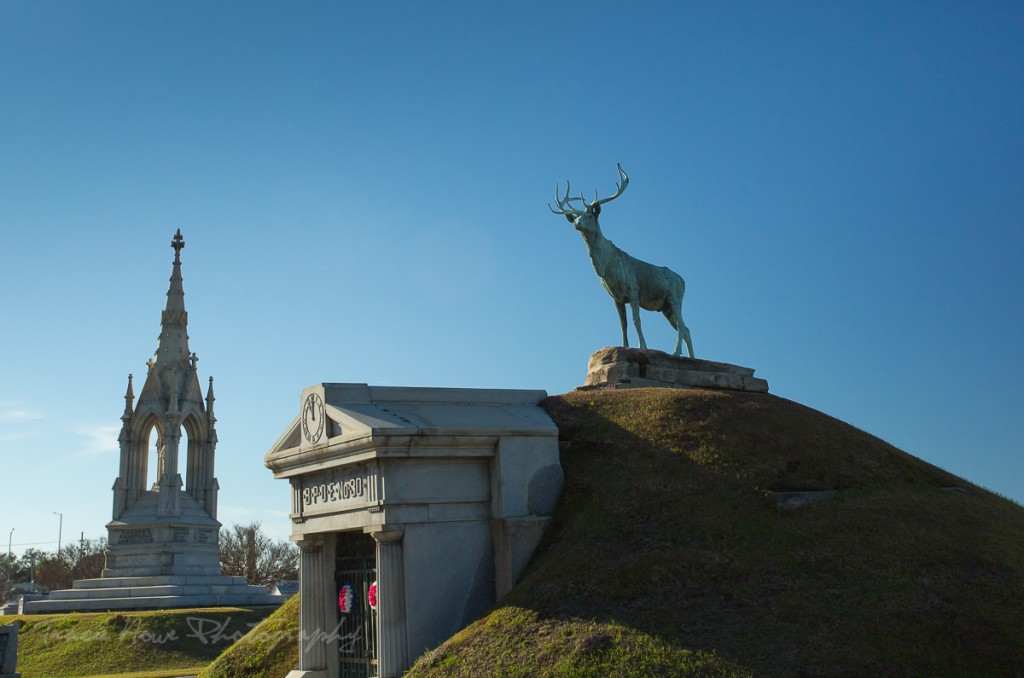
left=2, top=2, right=1022, bottom=555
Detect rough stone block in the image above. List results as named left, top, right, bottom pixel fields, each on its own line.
left=582, top=347, right=769, bottom=394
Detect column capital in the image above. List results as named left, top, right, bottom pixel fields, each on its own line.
left=295, top=535, right=325, bottom=549
left=365, top=526, right=404, bottom=544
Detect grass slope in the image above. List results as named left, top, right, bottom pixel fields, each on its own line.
left=198, top=594, right=300, bottom=678
left=9, top=605, right=277, bottom=677
left=409, top=388, right=1024, bottom=677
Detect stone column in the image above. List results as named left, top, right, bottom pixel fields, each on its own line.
left=296, top=537, right=329, bottom=677
left=372, top=529, right=408, bottom=678
left=157, top=425, right=182, bottom=517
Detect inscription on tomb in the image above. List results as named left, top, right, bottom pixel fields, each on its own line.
left=295, top=465, right=378, bottom=516
left=303, top=477, right=365, bottom=505
left=117, top=528, right=153, bottom=545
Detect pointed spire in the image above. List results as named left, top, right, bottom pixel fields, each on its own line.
left=122, top=374, right=135, bottom=422
left=153, top=230, right=191, bottom=368
left=206, top=376, right=217, bottom=424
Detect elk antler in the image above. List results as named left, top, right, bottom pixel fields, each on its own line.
left=584, top=163, right=630, bottom=209
left=548, top=181, right=584, bottom=216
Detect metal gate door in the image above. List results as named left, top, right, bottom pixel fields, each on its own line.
left=336, top=554, right=378, bottom=678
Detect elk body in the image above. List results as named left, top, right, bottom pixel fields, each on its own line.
left=550, top=164, right=694, bottom=358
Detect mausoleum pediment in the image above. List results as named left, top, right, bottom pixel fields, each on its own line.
left=264, top=383, right=557, bottom=476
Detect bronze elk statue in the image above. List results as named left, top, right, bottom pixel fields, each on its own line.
left=549, top=164, right=694, bottom=358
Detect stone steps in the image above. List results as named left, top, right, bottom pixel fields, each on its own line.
left=46, top=584, right=272, bottom=601
left=24, top=591, right=282, bottom=613
left=21, top=574, right=285, bottom=613
left=72, top=575, right=249, bottom=589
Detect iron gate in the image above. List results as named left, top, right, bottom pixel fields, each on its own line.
left=336, top=553, right=378, bottom=678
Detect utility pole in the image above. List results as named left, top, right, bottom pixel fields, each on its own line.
left=54, top=511, right=63, bottom=555
left=7, top=528, right=12, bottom=559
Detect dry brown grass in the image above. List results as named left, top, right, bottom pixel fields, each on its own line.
left=408, top=388, right=1024, bottom=677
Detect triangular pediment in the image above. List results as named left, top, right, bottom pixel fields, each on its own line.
left=265, top=414, right=301, bottom=459
left=264, top=383, right=557, bottom=477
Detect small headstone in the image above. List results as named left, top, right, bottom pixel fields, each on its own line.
left=0, top=622, right=21, bottom=678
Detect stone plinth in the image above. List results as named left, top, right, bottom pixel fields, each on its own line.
left=22, top=575, right=282, bottom=614
left=583, top=347, right=769, bottom=393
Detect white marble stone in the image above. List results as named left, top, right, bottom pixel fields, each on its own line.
left=25, top=232, right=282, bottom=614
left=265, top=383, right=563, bottom=678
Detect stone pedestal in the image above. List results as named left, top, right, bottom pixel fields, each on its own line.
left=22, top=574, right=282, bottom=613
left=583, top=346, right=769, bottom=392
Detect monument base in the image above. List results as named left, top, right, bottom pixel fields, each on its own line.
left=581, top=347, right=769, bottom=393
left=21, top=575, right=282, bottom=614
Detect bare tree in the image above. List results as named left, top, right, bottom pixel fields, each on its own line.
left=30, top=538, right=107, bottom=592
left=0, top=554, right=14, bottom=603
left=35, top=557, right=71, bottom=592
left=219, top=522, right=298, bottom=587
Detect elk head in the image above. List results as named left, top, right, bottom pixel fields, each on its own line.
left=548, top=163, right=630, bottom=236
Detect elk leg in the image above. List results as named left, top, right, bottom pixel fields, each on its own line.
left=663, top=309, right=682, bottom=356
left=682, top=324, right=694, bottom=358
left=616, top=301, right=629, bottom=347
left=665, top=305, right=695, bottom=358
left=631, top=301, right=647, bottom=350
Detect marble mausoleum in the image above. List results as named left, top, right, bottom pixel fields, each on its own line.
left=265, top=383, right=563, bottom=678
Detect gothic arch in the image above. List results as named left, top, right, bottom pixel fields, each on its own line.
left=133, top=412, right=163, bottom=499
left=182, top=412, right=208, bottom=500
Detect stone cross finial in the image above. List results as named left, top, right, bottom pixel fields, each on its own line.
left=171, top=229, right=185, bottom=261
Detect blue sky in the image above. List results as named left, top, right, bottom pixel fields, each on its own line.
left=2, top=1, right=1022, bottom=555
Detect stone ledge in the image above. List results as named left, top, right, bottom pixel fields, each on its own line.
left=22, top=590, right=283, bottom=613
left=21, top=574, right=284, bottom=613
left=581, top=347, right=769, bottom=393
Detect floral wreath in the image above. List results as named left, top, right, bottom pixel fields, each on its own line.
left=338, top=582, right=354, bottom=614
left=368, top=581, right=378, bottom=610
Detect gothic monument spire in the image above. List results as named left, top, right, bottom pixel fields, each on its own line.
left=154, top=229, right=191, bottom=368
left=23, top=230, right=281, bottom=612
left=106, top=230, right=222, bottom=575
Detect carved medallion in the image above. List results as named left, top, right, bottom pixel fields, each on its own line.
left=301, top=392, right=325, bottom=444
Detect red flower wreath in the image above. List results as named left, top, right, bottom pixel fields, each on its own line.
left=338, top=583, right=354, bottom=613
left=367, top=581, right=378, bottom=610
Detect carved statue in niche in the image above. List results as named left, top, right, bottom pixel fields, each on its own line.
left=549, top=164, right=695, bottom=357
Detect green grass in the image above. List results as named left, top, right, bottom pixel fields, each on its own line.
left=406, top=388, right=1024, bottom=677
left=197, top=594, right=300, bottom=678
left=84, top=669, right=207, bottom=678
left=8, top=605, right=277, bottom=678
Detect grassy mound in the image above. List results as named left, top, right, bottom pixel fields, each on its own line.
left=10, top=605, right=277, bottom=677
left=408, top=388, right=1024, bottom=677
left=198, top=594, right=300, bottom=678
